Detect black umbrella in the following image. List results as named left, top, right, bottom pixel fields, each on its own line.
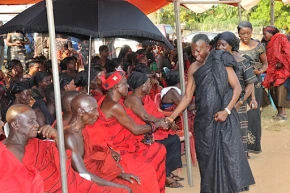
left=0, top=0, right=173, bottom=48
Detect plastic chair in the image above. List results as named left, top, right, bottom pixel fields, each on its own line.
left=154, top=93, right=197, bottom=165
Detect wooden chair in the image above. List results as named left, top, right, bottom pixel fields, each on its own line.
left=154, top=93, right=197, bottom=165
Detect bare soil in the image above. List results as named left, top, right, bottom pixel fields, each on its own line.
left=166, top=106, right=290, bottom=193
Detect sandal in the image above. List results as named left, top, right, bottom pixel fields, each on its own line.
left=165, top=181, right=184, bottom=188
left=170, top=173, right=184, bottom=181
left=273, top=114, right=288, bottom=120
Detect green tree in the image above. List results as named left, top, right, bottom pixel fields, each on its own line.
left=158, top=0, right=290, bottom=33
left=250, top=0, right=290, bottom=33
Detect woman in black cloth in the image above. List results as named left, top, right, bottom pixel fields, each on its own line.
left=166, top=34, right=255, bottom=193
left=215, top=31, right=257, bottom=158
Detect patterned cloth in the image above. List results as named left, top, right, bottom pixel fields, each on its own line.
left=236, top=57, right=257, bottom=154
left=239, top=43, right=266, bottom=152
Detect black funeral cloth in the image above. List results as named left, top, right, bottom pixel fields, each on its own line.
left=193, top=50, right=255, bottom=193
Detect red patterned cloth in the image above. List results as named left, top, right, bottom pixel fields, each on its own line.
left=23, top=139, right=128, bottom=193
left=263, top=33, right=290, bottom=88
left=84, top=96, right=166, bottom=193
left=0, top=142, right=44, bottom=193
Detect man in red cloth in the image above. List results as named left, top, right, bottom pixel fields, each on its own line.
left=63, top=94, right=143, bottom=193
left=3, top=104, right=129, bottom=193
left=85, top=71, right=168, bottom=193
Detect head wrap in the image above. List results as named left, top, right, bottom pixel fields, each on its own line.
left=102, top=71, right=125, bottom=90
left=59, top=73, right=74, bottom=88
left=127, top=72, right=148, bottom=90
left=166, top=70, right=180, bottom=86
left=10, top=81, right=32, bottom=95
left=263, top=26, right=279, bottom=35
left=216, top=31, right=240, bottom=51
left=74, top=71, right=88, bottom=87
left=134, top=64, right=153, bottom=75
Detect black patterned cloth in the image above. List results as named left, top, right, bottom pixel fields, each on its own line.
left=193, top=50, right=255, bottom=193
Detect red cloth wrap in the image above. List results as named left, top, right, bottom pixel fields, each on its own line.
left=84, top=96, right=166, bottom=193
left=22, top=139, right=128, bottom=193
left=263, top=33, right=290, bottom=88
left=0, top=142, right=44, bottom=193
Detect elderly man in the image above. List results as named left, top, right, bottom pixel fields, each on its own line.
left=84, top=71, right=167, bottom=193
left=63, top=94, right=142, bottom=193
left=3, top=104, right=128, bottom=192
left=166, top=34, right=255, bottom=193
left=124, top=71, right=183, bottom=188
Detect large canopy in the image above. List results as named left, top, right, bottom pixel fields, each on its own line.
left=0, top=0, right=261, bottom=14
left=2, top=0, right=290, bottom=14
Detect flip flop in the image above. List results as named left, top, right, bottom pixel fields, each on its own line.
left=170, top=173, right=185, bottom=181
left=165, top=181, right=184, bottom=188
left=273, top=114, right=288, bottom=120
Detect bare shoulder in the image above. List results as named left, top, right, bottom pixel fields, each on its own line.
left=124, top=94, right=140, bottom=108
left=188, top=61, right=200, bottom=76
left=64, top=131, right=78, bottom=150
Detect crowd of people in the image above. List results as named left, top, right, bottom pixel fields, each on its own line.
left=0, top=20, right=290, bottom=193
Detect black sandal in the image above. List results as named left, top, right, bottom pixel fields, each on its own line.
left=170, top=173, right=185, bottom=181
left=165, top=181, right=184, bottom=188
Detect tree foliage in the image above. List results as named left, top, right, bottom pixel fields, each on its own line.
left=158, top=0, right=290, bottom=33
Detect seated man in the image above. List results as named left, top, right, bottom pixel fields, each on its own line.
left=85, top=71, right=167, bottom=193
left=3, top=104, right=129, bottom=193
left=124, top=71, right=184, bottom=188
left=63, top=94, right=143, bottom=193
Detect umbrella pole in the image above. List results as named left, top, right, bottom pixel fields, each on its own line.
left=45, top=0, right=68, bottom=192
left=238, top=1, right=242, bottom=22
left=173, top=0, right=193, bottom=187
left=270, top=0, right=275, bottom=25
left=87, top=36, right=92, bottom=94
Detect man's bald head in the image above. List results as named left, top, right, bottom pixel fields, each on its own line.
left=70, top=94, right=98, bottom=125
left=71, top=94, right=97, bottom=112
left=6, top=104, right=34, bottom=124
left=61, top=91, right=81, bottom=113
left=6, top=104, right=39, bottom=138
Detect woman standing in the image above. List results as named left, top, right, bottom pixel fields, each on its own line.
left=215, top=31, right=257, bottom=158
left=238, top=21, right=268, bottom=153
left=6, top=31, right=29, bottom=69
left=262, top=26, right=290, bottom=120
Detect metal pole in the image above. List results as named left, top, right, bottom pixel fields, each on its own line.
left=87, top=36, right=92, bottom=94
left=238, top=1, right=242, bottom=22
left=45, top=0, right=68, bottom=192
left=173, top=0, right=193, bottom=187
left=270, top=0, right=275, bottom=25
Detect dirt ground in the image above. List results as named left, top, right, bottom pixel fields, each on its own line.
left=166, top=106, right=290, bottom=193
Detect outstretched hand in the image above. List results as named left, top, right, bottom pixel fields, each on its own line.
left=38, top=125, right=57, bottom=139
left=120, top=173, right=141, bottom=185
